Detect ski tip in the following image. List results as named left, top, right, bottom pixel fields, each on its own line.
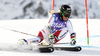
left=75, top=46, right=82, bottom=51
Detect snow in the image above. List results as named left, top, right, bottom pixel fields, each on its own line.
left=0, top=19, right=100, bottom=56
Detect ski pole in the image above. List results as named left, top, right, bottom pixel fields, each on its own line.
left=55, top=42, right=70, bottom=45
left=0, top=27, right=37, bottom=37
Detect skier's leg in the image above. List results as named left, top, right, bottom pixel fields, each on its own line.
left=17, top=27, right=50, bottom=45
left=38, top=23, right=53, bottom=46
left=17, top=23, right=52, bottom=45
left=53, top=28, right=68, bottom=44
left=17, top=31, right=44, bottom=45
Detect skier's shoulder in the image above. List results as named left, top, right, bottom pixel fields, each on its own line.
left=48, top=13, right=59, bottom=23
left=48, top=11, right=60, bottom=17
left=52, top=13, right=60, bottom=18
left=67, top=19, right=71, bottom=22
left=50, top=13, right=60, bottom=21
left=66, top=19, right=73, bottom=26
left=65, top=19, right=72, bottom=25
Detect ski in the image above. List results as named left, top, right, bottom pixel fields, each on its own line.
left=54, top=46, right=82, bottom=51
left=39, top=47, right=54, bottom=53
left=39, top=46, right=82, bottom=52
left=0, top=44, right=54, bottom=53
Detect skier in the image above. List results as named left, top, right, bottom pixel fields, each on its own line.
left=18, top=5, right=76, bottom=46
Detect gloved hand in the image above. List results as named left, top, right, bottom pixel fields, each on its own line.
left=40, top=42, right=51, bottom=46
left=70, top=38, right=76, bottom=45
left=49, top=34, right=54, bottom=39
left=48, top=34, right=55, bottom=44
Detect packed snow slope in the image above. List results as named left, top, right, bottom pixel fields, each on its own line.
left=0, top=19, right=100, bottom=56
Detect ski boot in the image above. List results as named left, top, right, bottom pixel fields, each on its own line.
left=17, top=39, right=28, bottom=45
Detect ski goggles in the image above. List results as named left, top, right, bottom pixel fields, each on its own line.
left=61, top=10, right=71, bottom=17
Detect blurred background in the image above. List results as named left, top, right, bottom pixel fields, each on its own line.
left=0, top=0, right=100, bottom=20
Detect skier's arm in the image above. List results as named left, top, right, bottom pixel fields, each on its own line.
left=45, top=15, right=55, bottom=35
left=67, top=20, right=74, bottom=34
left=67, top=20, right=76, bottom=45
left=48, top=15, right=54, bottom=25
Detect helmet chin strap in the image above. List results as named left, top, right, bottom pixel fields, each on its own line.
left=61, top=17, right=63, bottom=21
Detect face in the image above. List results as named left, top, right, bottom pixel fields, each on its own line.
left=63, top=16, right=68, bottom=21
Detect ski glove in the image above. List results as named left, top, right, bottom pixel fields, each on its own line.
left=49, top=34, right=55, bottom=44
left=70, top=38, right=76, bottom=45
left=70, top=33, right=76, bottom=45
left=49, top=34, right=54, bottom=38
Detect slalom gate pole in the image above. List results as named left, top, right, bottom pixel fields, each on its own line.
left=52, top=0, right=55, bottom=11
left=85, top=0, right=89, bottom=45
left=0, top=27, right=37, bottom=37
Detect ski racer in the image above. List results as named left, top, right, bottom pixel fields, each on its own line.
left=18, top=5, right=76, bottom=46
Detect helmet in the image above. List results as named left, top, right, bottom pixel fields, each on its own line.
left=60, top=5, right=71, bottom=18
